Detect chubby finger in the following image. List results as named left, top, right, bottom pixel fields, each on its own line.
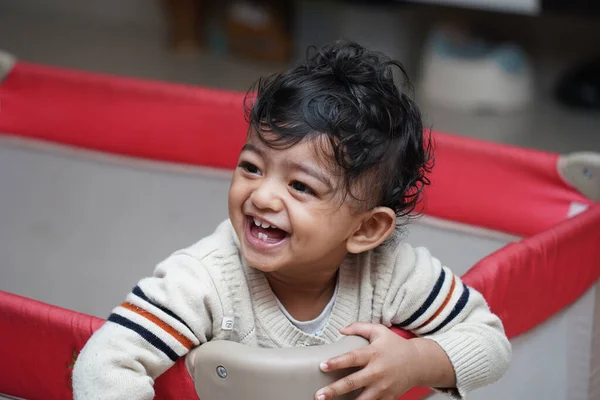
left=354, top=386, right=382, bottom=400
left=340, top=322, right=386, bottom=341
left=321, top=348, right=370, bottom=372
left=315, top=369, right=371, bottom=400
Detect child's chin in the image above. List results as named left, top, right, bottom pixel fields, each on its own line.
left=253, top=265, right=279, bottom=274
left=242, top=253, right=282, bottom=273
left=249, top=261, right=282, bottom=273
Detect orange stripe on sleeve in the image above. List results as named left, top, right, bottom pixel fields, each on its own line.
left=121, top=302, right=194, bottom=350
left=415, top=274, right=457, bottom=331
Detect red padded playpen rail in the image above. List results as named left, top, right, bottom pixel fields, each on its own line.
left=0, top=62, right=593, bottom=237
left=1, top=61, right=599, bottom=400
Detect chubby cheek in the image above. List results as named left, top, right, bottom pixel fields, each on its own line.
left=289, top=205, right=353, bottom=251
left=228, top=178, right=248, bottom=223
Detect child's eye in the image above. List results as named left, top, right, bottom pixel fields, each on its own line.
left=290, top=181, right=315, bottom=196
left=238, top=161, right=261, bottom=175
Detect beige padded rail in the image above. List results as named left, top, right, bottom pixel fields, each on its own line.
left=188, top=336, right=369, bottom=400
left=0, top=50, right=16, bottom=83
left=558, top=152, right=600, bottom=202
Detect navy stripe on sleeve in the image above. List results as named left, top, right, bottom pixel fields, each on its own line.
left=132, top=285, right=193, bottom=333
left=422, top=284, right=471, bottom=335
left=397, top=268, right=446, bottom=328
left=108, top=313, right=179, bottom=362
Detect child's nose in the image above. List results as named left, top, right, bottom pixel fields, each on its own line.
left=250, top=182, right=284, bottom=212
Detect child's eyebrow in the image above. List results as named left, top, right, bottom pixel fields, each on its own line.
left=241, top=143, right=263, bottom=156
left=285, top=161, right=333, bottom=190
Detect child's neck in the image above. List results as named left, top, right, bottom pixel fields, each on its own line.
left=265, top=269, right=338, bottom=322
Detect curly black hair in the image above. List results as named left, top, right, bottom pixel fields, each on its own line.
left=244, top=41, right=433, bottom=223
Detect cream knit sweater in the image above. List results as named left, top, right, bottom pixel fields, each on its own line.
left=72, top=220, right=510, bottom=399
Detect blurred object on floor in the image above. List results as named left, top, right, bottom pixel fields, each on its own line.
left=419, top=25, right=533, bottom=114
left=225, top=0, right=292, bottom=63
left=204, top=1, right=229, bottom=55
left=293, top=1, right=427, bottom=78
left=163, top=0, right=207, bottom=53
left=556, top=56, right=600, bottom=111
left=162, top=0, right=292, bottom=62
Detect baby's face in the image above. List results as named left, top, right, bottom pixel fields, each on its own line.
left=228, top=131, right=363, bottom=276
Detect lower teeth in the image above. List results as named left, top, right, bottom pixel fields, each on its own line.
left=258, top=232, right=269, bottom=241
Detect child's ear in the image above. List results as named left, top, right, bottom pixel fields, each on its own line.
left=346, top=207, right=396, bottom=254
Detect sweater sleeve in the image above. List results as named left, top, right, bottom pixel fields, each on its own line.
left=378, top=244, right=511, bottom=398
left=72, top=251, right=223, bottom=400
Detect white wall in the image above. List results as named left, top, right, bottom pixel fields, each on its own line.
left=407, top=0, right=540, bottom=15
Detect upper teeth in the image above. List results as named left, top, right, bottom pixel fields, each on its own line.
left=253, top=217, right=273, bottom=229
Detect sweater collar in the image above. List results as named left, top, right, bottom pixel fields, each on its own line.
left=242, top=256, right=360, bottom=347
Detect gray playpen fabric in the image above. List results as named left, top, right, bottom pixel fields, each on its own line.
left=0, top=137, right=597, bottom=400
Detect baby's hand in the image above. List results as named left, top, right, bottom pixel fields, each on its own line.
left=316, top=322, right=423, bottom=400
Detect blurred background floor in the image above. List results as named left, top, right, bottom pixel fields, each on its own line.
left=1, top=1, right=599, bottom=154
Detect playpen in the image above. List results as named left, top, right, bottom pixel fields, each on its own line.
left=0, top=50, right=599, bottom=399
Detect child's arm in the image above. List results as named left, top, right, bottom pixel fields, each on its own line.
left=72, top=252, right=223, bottom=400
left=384, top=244, right=511, bottom=397
left=319, top=245, right=510, bottom=399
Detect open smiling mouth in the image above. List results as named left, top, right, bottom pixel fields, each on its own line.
left=245, top=216, right=289, bottom=250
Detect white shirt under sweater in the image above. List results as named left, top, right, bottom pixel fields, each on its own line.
left=72, top=219, right=511, bottom=400
left=275, top=279, right=339, bottom=336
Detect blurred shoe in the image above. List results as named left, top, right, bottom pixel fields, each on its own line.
left=556, top=57, right=600, bottom=110
left=420, top=27, right=533, bottom=113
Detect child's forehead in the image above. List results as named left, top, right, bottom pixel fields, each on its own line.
left=246, top=129, right=338, bottom=168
